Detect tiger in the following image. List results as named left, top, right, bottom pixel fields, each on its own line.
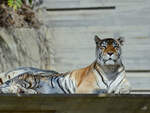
left=0, top=35, right=131, bottom=94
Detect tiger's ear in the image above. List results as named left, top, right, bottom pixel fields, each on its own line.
left=94, top=35, right=101, bottom=45
left=117, top=37, right=124, bottom=46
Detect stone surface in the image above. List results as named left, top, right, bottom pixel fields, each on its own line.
left=0, top=26, right=55, bottom=73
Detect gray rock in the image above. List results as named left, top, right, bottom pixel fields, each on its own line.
left=0, top=26, right=55, bottom=73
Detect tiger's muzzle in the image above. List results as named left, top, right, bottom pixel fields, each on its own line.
left=102, top=51, right=119, bottom=65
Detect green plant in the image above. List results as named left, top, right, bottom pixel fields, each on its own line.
left=8, top=0, right=23, bottom=10
left=28, top=0, right=33, bottom=5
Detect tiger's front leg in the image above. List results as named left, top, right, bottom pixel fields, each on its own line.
left=114, top=78, right=131, bottom=94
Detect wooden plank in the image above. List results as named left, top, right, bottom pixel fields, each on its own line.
left=131, top=90, right=150, bottom=94
left=0, top=111, right=55, bottom=113
left=127, top=72, right=150, bottom=90
left=42, top=0, right=146, bottom=9
left=39, top=2, right=150, bottom=71
left=0, top=94, right=150, bottom=113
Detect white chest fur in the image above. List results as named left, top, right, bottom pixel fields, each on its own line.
left=93, top=66, right=126, bottom=93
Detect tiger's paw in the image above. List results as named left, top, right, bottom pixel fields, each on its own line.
left=94, top=89, right=108, bottom=94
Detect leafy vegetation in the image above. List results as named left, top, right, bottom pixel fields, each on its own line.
left=0, top=0, right=41, bottom=28
left=8, top=0, right=23, bottom=10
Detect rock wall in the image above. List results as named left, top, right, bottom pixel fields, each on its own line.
left=0, top=26, right=55, bottom=73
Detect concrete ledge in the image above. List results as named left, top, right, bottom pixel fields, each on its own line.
left=0, top=94, right=150, bottom=113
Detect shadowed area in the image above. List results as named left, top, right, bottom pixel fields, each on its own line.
left=0, top=94, right=150, bottom=113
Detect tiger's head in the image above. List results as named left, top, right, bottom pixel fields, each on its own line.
left=95, top=35, right=124, bottom=65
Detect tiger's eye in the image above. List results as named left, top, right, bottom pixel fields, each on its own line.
left=114, top=46, right=119, bottom=49
left=101, top=45, right=106, bottom=49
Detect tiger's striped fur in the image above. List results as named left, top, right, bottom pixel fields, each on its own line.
left=0, top=36, right=131, bottom=94
left=0, top=67, right=59, bottom=84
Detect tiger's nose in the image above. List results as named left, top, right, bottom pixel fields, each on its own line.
left=108, top=52, right=113, bottom=56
